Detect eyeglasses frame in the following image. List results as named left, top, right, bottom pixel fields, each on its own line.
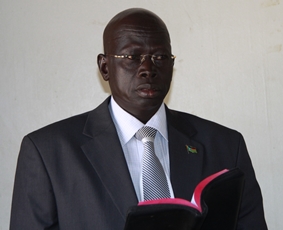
left=105, top=54, right=176, bottom=67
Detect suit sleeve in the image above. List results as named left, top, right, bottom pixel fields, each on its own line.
left=236, top=134, right=268, bottom=230
left=10, top=136, right=59, bottom=230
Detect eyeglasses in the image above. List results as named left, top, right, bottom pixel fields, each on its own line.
left=105, top=54, right=176, bottom=68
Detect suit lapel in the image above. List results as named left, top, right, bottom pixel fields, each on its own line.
left=166, top=108, right=205, bottom=201
left=81, top=98, right=138, bottom=220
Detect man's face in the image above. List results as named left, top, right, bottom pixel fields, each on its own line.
left=102, top=24, right=173, bottom=118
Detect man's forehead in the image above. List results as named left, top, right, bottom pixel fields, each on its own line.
left=112, top=25, right=169, bottom=39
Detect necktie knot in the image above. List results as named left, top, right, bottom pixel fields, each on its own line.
left=135, top=126, right=157, bottom=142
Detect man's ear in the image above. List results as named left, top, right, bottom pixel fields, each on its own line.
left=97, top=54, right=109, bottom=81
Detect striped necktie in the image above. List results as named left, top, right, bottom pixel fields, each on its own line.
left=136, top=126, right=170, bottom=200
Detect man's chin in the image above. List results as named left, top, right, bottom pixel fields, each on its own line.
left=135, top=98, right=164, bottom=110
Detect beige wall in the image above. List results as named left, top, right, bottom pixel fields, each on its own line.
left=1, top=0, right=282, bottom=229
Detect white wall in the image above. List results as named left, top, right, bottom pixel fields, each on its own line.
left=1, top=0, right=282, bottom=229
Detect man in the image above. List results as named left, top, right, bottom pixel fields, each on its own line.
left=10, top=8, right=267, bottom=229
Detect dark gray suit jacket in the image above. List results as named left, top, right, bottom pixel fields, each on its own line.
left=10, top=97, right=267, bottom=229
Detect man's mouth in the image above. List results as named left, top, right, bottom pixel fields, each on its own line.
left=136, top=84, right=160, bottom=97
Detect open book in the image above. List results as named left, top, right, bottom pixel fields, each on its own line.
left=124, top=168, right=245, bottom=230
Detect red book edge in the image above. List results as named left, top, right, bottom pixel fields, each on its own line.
left=138, top=169, right=229, bottom=213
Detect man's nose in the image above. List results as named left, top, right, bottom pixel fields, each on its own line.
left=138, top=55, right=157, bottom=78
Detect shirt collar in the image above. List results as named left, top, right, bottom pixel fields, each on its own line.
left=109, top=97, right=168, bottom=144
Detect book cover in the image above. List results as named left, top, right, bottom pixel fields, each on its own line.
left=124, top=168, right=245, bottom=230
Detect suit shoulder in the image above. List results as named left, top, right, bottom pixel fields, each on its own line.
left=25, top=98, right=111, bottom=143
left=169, top=109, right=241, bottom=137
left=26, top=110, right=91, bottom=140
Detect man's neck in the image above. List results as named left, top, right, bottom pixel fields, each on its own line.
left=112, top=97, right=163, bottom=124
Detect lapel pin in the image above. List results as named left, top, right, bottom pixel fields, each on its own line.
left=186, top=145, right=198, bottom=154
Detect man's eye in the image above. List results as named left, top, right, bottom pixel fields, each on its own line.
left=125, top=55, right=140, bottom=60
left=155, top=55, right=168, bottom=60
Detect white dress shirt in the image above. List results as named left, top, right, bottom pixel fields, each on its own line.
left=108, top=97, right=174, bottom=201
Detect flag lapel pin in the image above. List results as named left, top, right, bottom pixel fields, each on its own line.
left=186, top=145, right=198, bottom=154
